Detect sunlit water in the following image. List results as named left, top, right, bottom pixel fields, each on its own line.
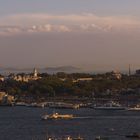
left=0, top=106, right=140, bottom=140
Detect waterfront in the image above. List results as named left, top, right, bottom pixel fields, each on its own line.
left=0, top=107, right=140, bottom=140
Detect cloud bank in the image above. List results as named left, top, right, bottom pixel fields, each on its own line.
left=0, top=13, right=140, bottom=36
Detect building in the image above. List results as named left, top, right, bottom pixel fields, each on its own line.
left=59, top=77, right=93, bottom=83
left=136, top=69, right=140, bottom=75
left=13, top=68, right=41, bottom=82
left=0, top=92, right=14, bottom=105
left=106, top=70, right=122, bottom=80
left=0, top=75, right=4, bottom=81
left=111, top=70, right=122, bottom=80
left=33, top=68, right=38, bottom=77
left=73, top=78, right=93, bottom=83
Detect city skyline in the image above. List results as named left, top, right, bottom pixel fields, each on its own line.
left=0, top=0, right=140, bottom=71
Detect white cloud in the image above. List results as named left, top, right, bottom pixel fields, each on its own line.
left=28, top=24, right=53, bottom=33
left=0, top=13, right=140, bottom=36
left=80, top=23, right=106, bottom=32
left=56, top=25, right=71, bottom=32
left=0, top=25, right=24, bottom=36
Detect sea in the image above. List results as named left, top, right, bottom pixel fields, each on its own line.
left=0, top=106, right=140, bottom=140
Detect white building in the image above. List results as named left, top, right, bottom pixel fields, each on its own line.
left=13, top=68, right=41, bottom=82
left=73, top=78, right=93, bottom=83
left=0, top=76, right=4, bottom=81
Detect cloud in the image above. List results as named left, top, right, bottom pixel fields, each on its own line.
left=28, top=24, right=53, bottom=33
left=0, top=25, right=24, bottom=36
left=0, top=13, right=140, bottom=36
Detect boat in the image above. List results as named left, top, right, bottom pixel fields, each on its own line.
left=41, top=112, right=74, bottom=120
left=46, top=135, right=84, bottom=140
left=48, top=102, right=79, bottom=109
left=127, top=107, right=140, bottom=111
left=16, top=102, right=27, bottom=106
left=93, top=101, right=125, bottom=110
left=26, top=102, right=45, bottom=108
left=73, top=136, right=85, bottom=140
left=62, top=135, right=84, bottom=140
left=125, top=132, right=140, bottom=138
left=95, top=136, right=109, bottom=140
left=127, top=104, right=140, bottom=111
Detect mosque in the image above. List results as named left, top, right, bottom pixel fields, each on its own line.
left=13, top=68, right=41, bottom=82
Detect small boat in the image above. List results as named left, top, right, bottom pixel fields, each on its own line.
left=62, top=135, right=84, bottom=140
left=73, top=136, right=85, bottom=140
left=127, top=104, right=140, bottom=111
left=41, top=112, right=74, bottom=120
left=16, top=102, right=26, bottom=106
left=127, top=107, right=140, bottom=111
left=95, top=136, right=109, bottom=140
left=127, top=105, right=140, bottom=111
left=46, top=135, right=84, bottom=140
left=126, top=132, right=140, bottom=138
left=46, top=136, right=54, bottom=140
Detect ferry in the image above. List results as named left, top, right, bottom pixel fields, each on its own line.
left=127, top=107, right=140, bottom=111
left=48, top=102, right=79, bottom=109
left=93, top=101, right=125, bottom=110
left=41, top=112, right=74, bottom=120
left=127, top=105, right=140, bottom=111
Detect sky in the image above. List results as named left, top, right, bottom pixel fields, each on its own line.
left=0, top=0, right=140, bottom=72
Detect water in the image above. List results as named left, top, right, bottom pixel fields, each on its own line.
left=0, top=106, right=140, bottom=140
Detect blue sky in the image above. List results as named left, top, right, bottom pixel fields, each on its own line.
left=0, top=0, right=140, bottom=71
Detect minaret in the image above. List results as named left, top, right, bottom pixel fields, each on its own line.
left=33, top=68, right=38, bottom=77
left=128, top=64, right=131, bottom=76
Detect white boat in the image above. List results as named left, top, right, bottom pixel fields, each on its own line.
left=95, top=136, right=109, bottom=140
left=127, top=107, right=140, bottom=111
left=41, top=112, right=74, bottom=120
left=63, top=135, right=84, bottom=140
left=127, top=104, right=140, bottom=111
left=48, top=102, right=79, bottom=109
left=94, top=106, right=125, bottom=110
left=93, top=101, right=125, bottom=110
left=46, top=135, right=84, bottom=140
left=16, top=102, right=27, bottom=106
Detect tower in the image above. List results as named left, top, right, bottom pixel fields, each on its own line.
left=128, top=64, right=131, bottom=76
left=33, top=68, right=38, bottom=77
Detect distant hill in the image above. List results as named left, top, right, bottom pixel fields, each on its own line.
left=0, top=66, right=81, bottom=75
left=45, top=66, right=80, bottom=73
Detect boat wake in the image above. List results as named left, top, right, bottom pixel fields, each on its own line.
left=73, top=116, right=94, bottom=119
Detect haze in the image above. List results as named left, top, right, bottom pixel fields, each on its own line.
left=0, top=0, right=140, bottom=72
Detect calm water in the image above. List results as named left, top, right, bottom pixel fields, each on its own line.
left=0, top=106, right=140, bottom=140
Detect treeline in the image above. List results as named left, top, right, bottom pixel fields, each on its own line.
left=0, top=73, right=140, bottom=100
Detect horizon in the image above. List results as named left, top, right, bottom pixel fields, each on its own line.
left=0, top=65, right=137, bottom=75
